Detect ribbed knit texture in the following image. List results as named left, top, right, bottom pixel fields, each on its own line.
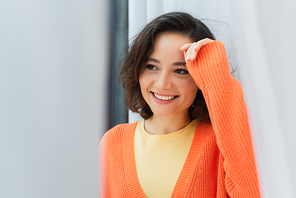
left=99, top=41, right=261, bottom=198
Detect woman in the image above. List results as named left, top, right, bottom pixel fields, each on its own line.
left=100, top=12, right=261, bottom=198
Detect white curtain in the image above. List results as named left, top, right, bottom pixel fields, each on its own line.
left=128, top=0, right=296, bottom=197
left=0, top=1, right=110, bottom=197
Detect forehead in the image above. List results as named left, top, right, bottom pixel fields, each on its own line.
left=155, top=32, right=192, bottom=45
left=149, top=32, right=192, bottom=60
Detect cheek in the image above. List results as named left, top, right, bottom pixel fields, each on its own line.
left=187, top=86, right=199, bottom=100
left=139, top=74, right=145, bottom=91
left=139, top=73, right=150, bottom=97
left=182, top=80, right=199, bottom=101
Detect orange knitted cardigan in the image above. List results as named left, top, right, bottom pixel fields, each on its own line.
left=99, top=41, right=261, bottom=198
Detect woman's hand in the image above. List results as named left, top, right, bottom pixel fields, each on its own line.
left=180, top=38, right=214, bottom=62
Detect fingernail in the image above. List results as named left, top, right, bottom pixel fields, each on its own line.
left=191, top=54, right=195, bottom=60
left=186, top=54, right=189, bottom=60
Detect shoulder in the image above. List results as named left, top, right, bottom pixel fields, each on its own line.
left=100, top=122, right=138, bottom=147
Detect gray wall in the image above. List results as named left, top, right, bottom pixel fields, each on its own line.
left=0, top=1, right=110, bottom=197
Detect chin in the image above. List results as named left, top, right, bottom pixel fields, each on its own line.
left=151, top=110, right=174, bottom=118
left=151, top=108, right=189, bottom=118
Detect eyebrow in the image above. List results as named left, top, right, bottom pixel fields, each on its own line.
left=147, top=58, right=186, bottom=66
left=147, top=58, right=160, bottom=63
left=172, top=62, right=186, bottom=66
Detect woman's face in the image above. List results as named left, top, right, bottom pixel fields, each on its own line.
left=139, top=32, right=198, bottom=119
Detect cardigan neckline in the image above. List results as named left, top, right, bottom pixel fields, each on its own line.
left=122, top=121, right=208, bottom=197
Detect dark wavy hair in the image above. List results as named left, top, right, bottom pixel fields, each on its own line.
left=119, top=12, right=215, bottom=123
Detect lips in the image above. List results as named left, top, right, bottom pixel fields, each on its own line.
left=151, top=91, right=179, bottom=104
left=153, top=92, right=177, bottom=100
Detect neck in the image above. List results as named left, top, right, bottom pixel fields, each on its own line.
left=144, top=112, right=191, bottom=135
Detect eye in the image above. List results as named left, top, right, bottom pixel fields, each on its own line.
left=146, top=64, right=157, bottom=70
left=175, top=69, right=189, bottom=74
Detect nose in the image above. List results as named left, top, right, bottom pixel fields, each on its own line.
left=155, top=70, right=173, bottom=90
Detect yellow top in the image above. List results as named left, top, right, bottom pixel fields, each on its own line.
left=134, top=119, right=198, bottom=198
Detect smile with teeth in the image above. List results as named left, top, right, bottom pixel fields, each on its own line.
left=153, top=92, right=177, bottom=101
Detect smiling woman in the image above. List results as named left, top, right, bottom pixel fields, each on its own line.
left=99, top=12, right=261, bottom=198
left=139, top=32, right=198, bottom=128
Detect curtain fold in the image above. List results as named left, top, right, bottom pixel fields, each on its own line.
left=229, top=0, right=296, bottom=197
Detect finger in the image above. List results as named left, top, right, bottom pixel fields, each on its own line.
left=190, top=50, right=198, bottom=61
left=193, top=38, right=214, bottom=51
left=193, top=41, right=203, bottom=51
left=185, top=43, right=196, bottom=61
left=183, top=51, right=187, bottom=63
left=188, top=43, right=199, bottom=61
left=180, top=43, right=192, bottom=51
left=184, top=38, right=215, bottom=61
left=191, top=39, right=215, bottom=61
left=188, top=42, right=202, bottom=61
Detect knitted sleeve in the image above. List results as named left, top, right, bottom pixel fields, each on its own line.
left=99, top=124, right=127, bottom=198
left=186, top=41, right=261, bottom=198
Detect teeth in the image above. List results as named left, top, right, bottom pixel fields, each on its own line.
left=153, top=93, right=176, bottom=101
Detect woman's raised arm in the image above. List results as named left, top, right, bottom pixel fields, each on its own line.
left=182, top=40, right=261, bottom=197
